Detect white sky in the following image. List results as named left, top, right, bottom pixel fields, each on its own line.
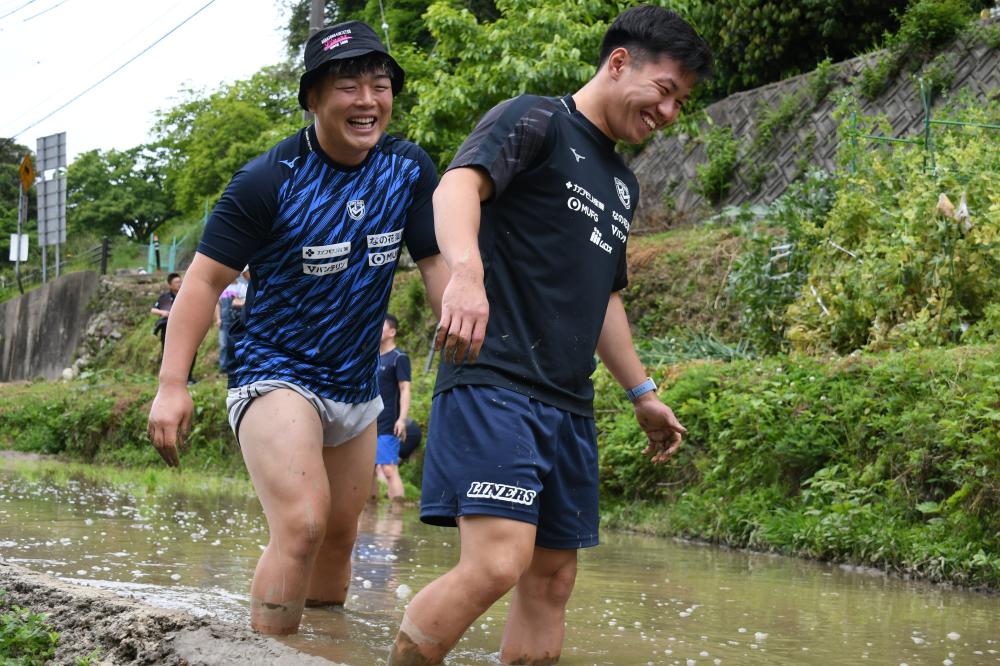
left=0, top=0, right=289, bottom=163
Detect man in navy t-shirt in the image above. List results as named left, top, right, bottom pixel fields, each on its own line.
left=390, top=6, right=712, bottom=664
left=147, top=20, right=447, bottom=636
left=372, top=313, right=411, bottom=501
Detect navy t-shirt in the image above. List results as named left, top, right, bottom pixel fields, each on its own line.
left=433, top=95, right=637, bottom=416
left=197, top=125, right=438, bottom=404
left=377, top=347, right=411, bottom=435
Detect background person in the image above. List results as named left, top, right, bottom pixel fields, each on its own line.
left=151, top=272, right=196, bottom=385
left=147, top=20, right=447, bottom=636
left=214, top=265, right=250, bottom=375
left=372, top=314, right=410, bottom=501
left=390, top=6, right=711, bottom=664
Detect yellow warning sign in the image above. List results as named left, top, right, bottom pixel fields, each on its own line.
left=18, top=153, right=35, bottom=193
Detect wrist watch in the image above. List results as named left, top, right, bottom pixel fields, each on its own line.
left=625, top=377, right=657, bottom=403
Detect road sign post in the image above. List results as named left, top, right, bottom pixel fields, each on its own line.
left=36, top=133, right=67, bottom=280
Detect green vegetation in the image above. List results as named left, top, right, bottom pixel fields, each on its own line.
left=693, top=126, right=740, bottom=204
left=0, top=591, right=59, bottom=665
left=857, top=0, right=978, bottom=99
left=0, top=374, right=240, bottom=476
left=597, top=346, right=1000, bottom=587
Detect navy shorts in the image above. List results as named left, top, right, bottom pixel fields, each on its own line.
left=420, top=385, right=599, bottom=550
left=376, top=434, right=400, bottom=465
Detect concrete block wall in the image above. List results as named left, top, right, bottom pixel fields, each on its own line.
left=630, top=25, right=1000, bottom=230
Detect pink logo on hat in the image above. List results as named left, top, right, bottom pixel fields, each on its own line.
left=322, top=29, right=352, bottom=51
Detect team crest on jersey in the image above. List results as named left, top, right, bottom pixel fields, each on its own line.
left=347, top=199, right=365, bottom=221
left=614, top=177, right=631, bottom=210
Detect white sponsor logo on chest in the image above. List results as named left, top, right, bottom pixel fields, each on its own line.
left=367, top=229, right=403, bottom=248
left=466, top=481, right=537, bottom=506
left=303, top=258, right=349, bottom=275
left=302, top=242, right=350, bottom=259
left=368, top=246, right=400, bottom=267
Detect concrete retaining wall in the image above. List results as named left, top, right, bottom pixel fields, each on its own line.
left=0, top=271, right=100, bottom=382
left=631, top=23, right=1000, bottom=229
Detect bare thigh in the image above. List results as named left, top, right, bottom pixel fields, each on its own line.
left=239, top=389, right=329, bottom=536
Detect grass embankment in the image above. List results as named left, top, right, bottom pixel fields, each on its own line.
left=596, top=345, right=1000, bottom=588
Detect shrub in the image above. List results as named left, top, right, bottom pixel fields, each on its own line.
left=0, top=591, right=59, bottom=665
left=693, top=126, right=740, bottom=204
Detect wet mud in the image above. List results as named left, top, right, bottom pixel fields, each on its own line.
left=0, top=561, right=340, bottom=665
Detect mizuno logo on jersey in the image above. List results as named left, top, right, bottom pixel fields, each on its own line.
left=279, top=156, right=301, bottom=169
left=466, top=481, right=537, bottom=506
left=302, top=242, right=350, bottom=259
left=570, top=147, right=586, bottom=162
left=367, top=229, right=403, bottom=248
left=368, top=247, right=399, bottom=267
left=303, top=258, right=349, bottom=275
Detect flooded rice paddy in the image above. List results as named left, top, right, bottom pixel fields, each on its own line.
left=1, top=460, right=998, bottom=665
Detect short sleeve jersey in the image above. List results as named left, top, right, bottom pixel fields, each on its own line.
left=434, top=95, right=638, bottom=416
left=197, top=125, right=438, bottom=404
left=377, top=347, right=411, bottom=435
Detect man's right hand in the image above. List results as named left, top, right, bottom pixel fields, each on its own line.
left=435, top=272, right=489, bottom=364
left=147, top=383, right=194, bottom=467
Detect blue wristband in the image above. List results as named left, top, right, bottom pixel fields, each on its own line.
left=625, top=377, right=657, bottom=403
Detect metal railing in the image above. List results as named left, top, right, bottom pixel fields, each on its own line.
left=847, top=78, right=1000, bottom=172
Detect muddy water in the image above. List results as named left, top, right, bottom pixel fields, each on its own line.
left=1, top=463, right=998, bottom=665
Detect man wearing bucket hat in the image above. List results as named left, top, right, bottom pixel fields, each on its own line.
left=147, top=20, right=447, bottom=635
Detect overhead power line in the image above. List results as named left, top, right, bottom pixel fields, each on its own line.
left=11, top=0, right=219, bottom=139
left=23, top=0, right=70, bottom=22
left=0, top=0, right=39, bottom=20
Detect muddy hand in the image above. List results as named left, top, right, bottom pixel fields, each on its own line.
left=635, top=397, right=687, bottom=464
left=435, top=273, right=489, bottom=364
left=147, top=384, right=193, bottom=467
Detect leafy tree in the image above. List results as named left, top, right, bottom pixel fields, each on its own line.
left=392, top=0, right=624, bottom=167
left=67, top=147, right=176, bottom=240
left=283, top=0, right=499, bottom=56
left=0, top=139, right=36, bottom=239
left=152, top=65, right=301, bottom=216
left=689, top=0, right=911, bottom=96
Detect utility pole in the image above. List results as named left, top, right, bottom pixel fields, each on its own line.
left=303, top=0, right=325, bottom=123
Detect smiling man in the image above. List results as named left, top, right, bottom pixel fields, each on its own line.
left=147, top=21, right=447, bottom=636
left=389, top=6, right=711, bottom=665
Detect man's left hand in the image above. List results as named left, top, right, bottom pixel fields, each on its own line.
left=634, top=394, right=686, bottom=464
left=394, top=418, right=407, bottom=442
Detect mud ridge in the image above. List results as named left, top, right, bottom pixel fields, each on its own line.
left=0, top=561, right=340, bottom=665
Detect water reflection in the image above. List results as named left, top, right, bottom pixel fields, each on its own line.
left=1, top=463, right=998, bottom=665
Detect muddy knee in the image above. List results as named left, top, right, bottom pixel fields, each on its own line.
left=273, top=510, right=327, bottom=562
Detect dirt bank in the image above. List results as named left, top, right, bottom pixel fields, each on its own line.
left=0, top=561, right=340, bottom=665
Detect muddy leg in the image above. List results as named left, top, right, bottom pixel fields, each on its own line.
left=306, top=421, right=377, bottom=605
left=499, top=547, right=578, bottom=665
left=239, top=389, right=328, bottom=635
left=389, top=516, right=536, bottom=664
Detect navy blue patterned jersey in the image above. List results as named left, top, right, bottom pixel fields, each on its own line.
left=197, top=125, right=439, bottom=404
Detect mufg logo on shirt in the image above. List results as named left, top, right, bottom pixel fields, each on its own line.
left=367, top=229, right=402, bottom=267
left=614, top=177, right=631, bottom=210
left=466, top=481, right=537, bottom=506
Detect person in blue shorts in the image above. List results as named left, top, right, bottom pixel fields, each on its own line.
left=389, top=6, right=712, bottom=664
left=146, top=20, right=447, bottom=636
left=372, top=313, right=410, bottom=501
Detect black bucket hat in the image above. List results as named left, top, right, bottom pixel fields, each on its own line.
left=298, top=20, right=405, bottom=110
